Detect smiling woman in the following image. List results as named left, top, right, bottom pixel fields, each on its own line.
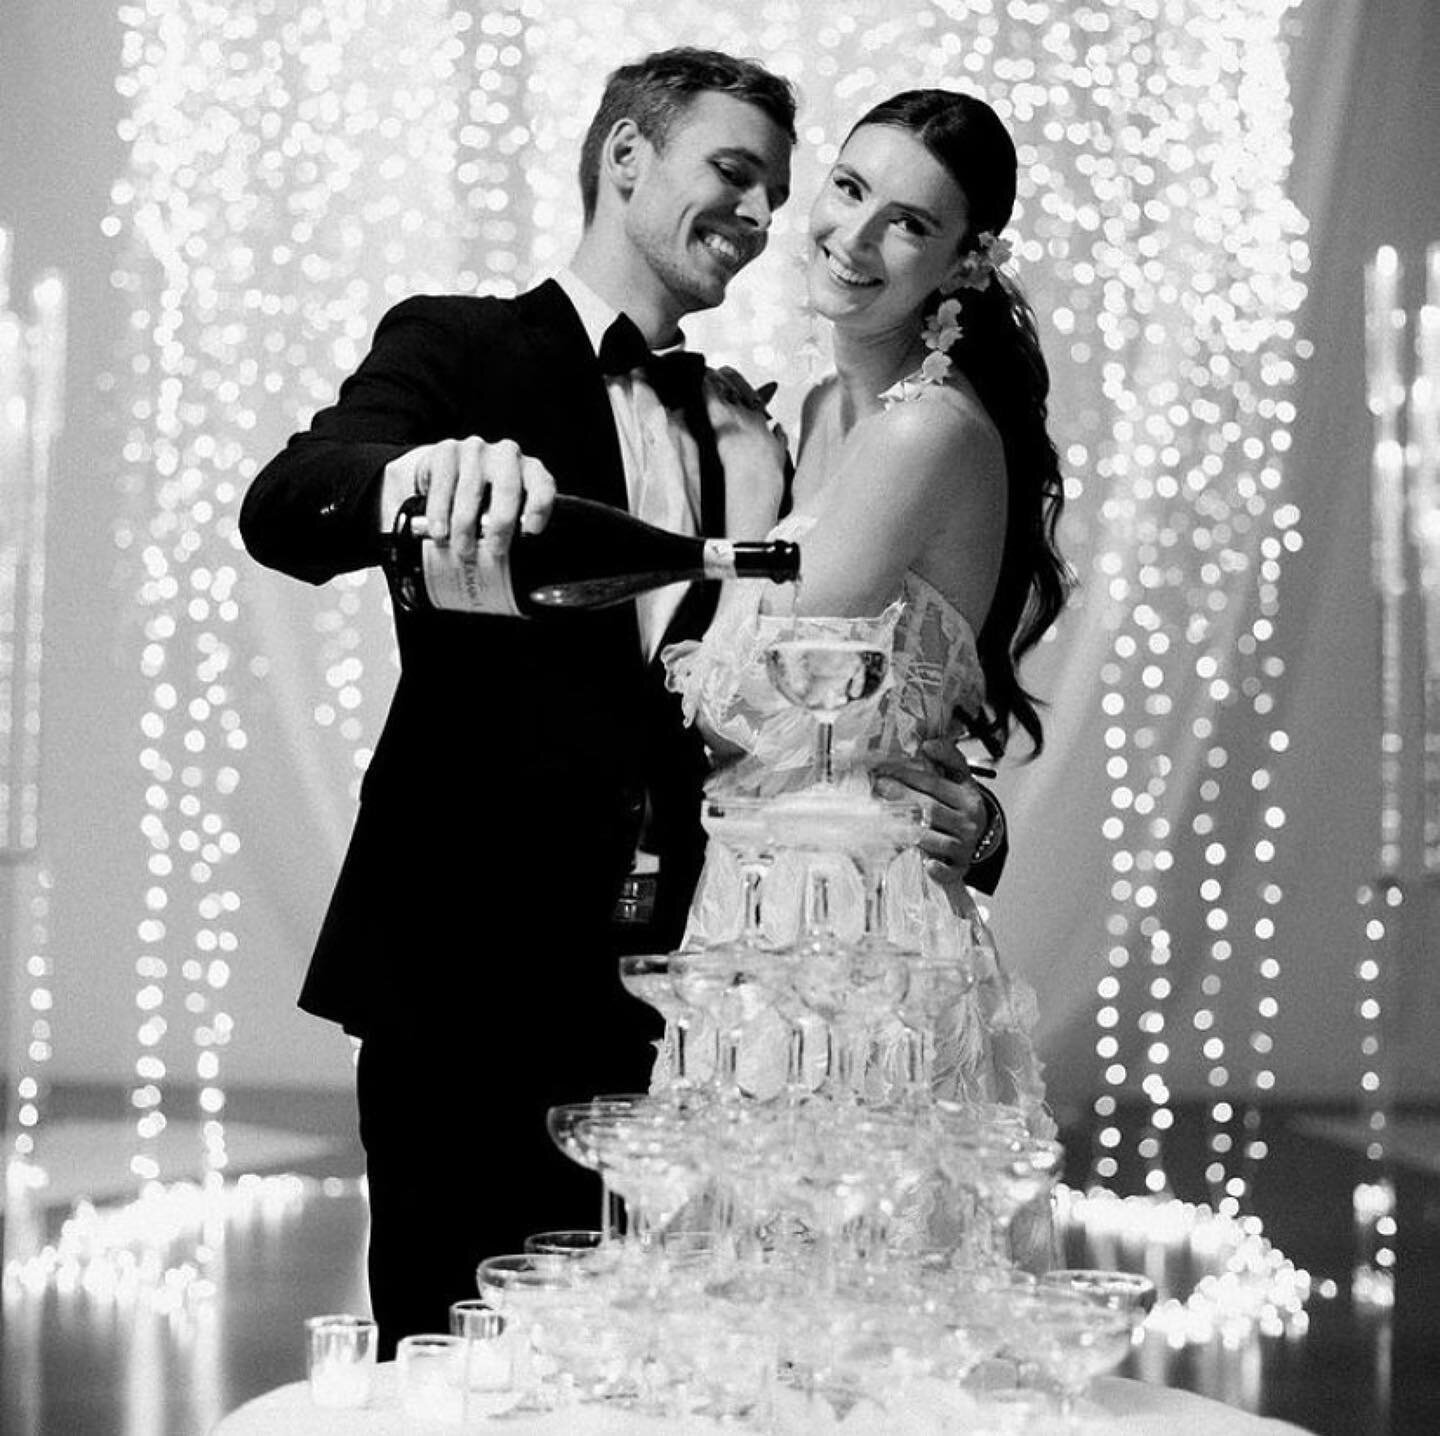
left=808, top=124, right=972, bottom=330
left=775, top=89, right=1066, bottom=767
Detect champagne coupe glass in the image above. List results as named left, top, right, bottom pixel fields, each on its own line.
left=977, top=1134, right=1064, bottom=1273
left=1006, top=1283, right=1134, bottom=1427
left=617, top=952, right=693, bottom=1094
left=844, top=798, right=927, bottom=961
left=584, top=1106, right=703, bottom=1262
left=476, top=1253, right=601, bottom=1412
left=702, top=795, right=782, bottom=957
left=546, top=1095, right=653, bottom=1241
left=840, top=798, right=924, bottom=1101
left=699, top=794, right=798, bottom=1101
left=764, top=637, right=889, bottom=789
left=672, top=948, right=744, bottom=1101
left=895, top=955, right=973, bottom=1106
left=1040, top=1268, right=1157, bottom=1349
left=791, top=863, right=855, bottom=1100
left=524, top=1228, right=607, bottom=1268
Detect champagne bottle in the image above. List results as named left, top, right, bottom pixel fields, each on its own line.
left=381, top=492, right=800, bottom=616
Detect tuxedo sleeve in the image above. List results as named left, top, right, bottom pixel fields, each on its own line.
left=239, top=296, right=479, bottom=585
left=964, top=783, right=1007, bottom=896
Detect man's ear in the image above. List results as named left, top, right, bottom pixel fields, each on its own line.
left=601, top=117, right=649, bottom=199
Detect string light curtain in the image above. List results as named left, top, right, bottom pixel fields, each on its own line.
left=0, top=233, right=66, bottom=1191
left=26, top=0, right=1310, bottom=1210
left=102, top=0, right=468, bottom=1190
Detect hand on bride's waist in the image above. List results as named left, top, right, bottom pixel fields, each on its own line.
left=874, top=736, right=1002, bottom=890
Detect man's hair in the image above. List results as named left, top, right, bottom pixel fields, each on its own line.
left=578, top=47, right=798, bottom=223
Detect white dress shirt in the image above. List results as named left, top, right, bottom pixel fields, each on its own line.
left=553, top=268, right=704, bottom=661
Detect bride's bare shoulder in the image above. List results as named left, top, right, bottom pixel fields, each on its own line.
left=869, top=378, right=1002, bottom=485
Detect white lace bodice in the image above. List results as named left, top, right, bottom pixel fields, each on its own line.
left=664, top=514, right=987, bottom=796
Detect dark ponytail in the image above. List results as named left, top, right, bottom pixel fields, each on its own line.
left=848, top=91, right=1073, bottom=757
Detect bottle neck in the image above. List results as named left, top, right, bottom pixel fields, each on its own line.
left=721, top=539, right=801, bottom=583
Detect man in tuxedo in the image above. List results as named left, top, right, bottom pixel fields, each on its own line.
left=241, top=47, right=1007, bottom=1354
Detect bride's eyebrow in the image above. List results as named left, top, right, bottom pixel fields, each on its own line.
left=833, top=164, right=940, bottom=229
left=893, top=200, right=942, bottom=230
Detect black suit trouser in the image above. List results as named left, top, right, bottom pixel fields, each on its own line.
left=354, top=959, right=658, bottom=1358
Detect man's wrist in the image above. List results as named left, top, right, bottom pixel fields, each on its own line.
left=971, top=787, right=1005, bottom=866
left=378, top=447, right=424, bottom=533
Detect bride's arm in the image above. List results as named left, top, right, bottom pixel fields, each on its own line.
left=772, top=392, right=1007, bottom=625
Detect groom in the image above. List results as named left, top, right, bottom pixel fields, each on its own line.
left=241, top=47, right=1006, bottom=1353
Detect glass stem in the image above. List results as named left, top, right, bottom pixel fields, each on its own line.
left=601, top=1179, right=623, bottom=1243
left=672, top=1019, right=689, bottom=1089
left=815, top=716, right=837, bottom=787
left=803, top=867, right=834, bottom=946
left=786, top=1017, right=807, bottom=1099
left=862, top=853, right=889, bottom=944
left=720, top=1024, right=741, bottom=1098
left=739, top=856, right=767, bottom=945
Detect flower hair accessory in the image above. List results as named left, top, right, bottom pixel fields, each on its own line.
left=878, top=295, right=964, bottom=407
left=943, top=230, right=1013, bottom=294
left=877, top=231, right=1012, bottom=408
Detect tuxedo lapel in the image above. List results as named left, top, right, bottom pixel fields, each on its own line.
left=654, top=371, right=728, bottom=650
left=505, top=280, right=731, bottom=655
left=509, top=281, right=630, bottom=513
left=502, top=281, right=642, bottom=661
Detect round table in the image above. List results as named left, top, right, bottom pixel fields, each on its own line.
left=213, top=1368, right=1315, bottom=1434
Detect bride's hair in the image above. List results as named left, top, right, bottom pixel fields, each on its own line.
left=849, top=90, right=1073, bottom=757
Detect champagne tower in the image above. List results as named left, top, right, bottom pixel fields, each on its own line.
left=467, top=622, right=1144, bottom=1429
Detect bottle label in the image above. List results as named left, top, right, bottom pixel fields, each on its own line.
left=701, top=538, right=738, bottom=581
left=421, top=538, right=522, bottom=617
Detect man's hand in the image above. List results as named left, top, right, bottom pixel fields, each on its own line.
left=379, top=436, right=558, bottom=554
left=705, top=369, right=789, bottom=539
left=873, top=737, right=995, bottom=891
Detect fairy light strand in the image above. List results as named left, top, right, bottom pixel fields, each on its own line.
left=1412, top=247, right=1440, bottom=870
left=1350, top=243, right=1424, bottom=1308
left=1, top=237, right=66, bottom=1187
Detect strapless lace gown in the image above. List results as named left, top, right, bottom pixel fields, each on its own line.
left=660, top=513, right=1051, bottom=1138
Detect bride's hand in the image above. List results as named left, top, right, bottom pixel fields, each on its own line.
left=874, top=738, right=993, bottom=888
left=705, top=369, right=789, bottom=536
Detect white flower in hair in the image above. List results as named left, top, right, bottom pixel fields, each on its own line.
left=948, top=229, right=1012, bottom=292
left=879, top=297, right=963, bottom=409
left=926, top=296, right=965, bottom=353
left=979, top=230, right=1012, bottom=269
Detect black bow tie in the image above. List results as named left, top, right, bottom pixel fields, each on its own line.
left=597, top=314, right=707, bottom=413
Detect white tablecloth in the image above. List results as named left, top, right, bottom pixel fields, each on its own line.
left=213, top=1368, right=1315, bottom=1435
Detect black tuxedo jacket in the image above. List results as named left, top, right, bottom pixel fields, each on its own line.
left=242, top=282, right=717, bottom=1042
left=241, top=280, right=1007, bottom=1045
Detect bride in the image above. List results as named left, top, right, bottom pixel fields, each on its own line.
left=666, top=89, right=1071, bottom=1132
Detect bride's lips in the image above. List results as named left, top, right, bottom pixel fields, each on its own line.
left=820, top=245, right=881, bottom=289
